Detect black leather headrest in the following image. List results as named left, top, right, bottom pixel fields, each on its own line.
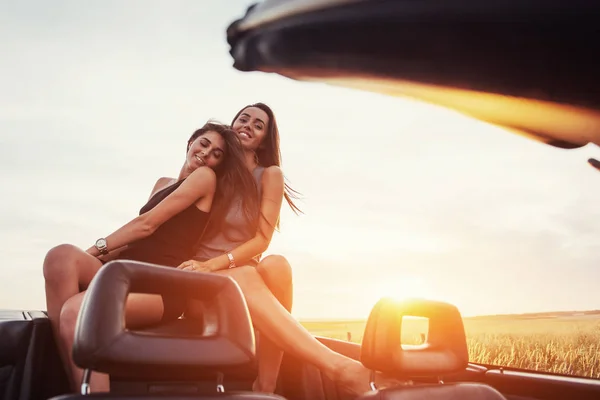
left=72, top=260, right=256, bottom=381
left=360, top=298, right=468, bottom=377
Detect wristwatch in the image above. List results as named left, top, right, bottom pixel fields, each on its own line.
left=227, top=252, right=236, bottom=269
left=94, top=238, right=109, bottom=256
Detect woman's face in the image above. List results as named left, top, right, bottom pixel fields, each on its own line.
left=232, top=107, right=270, bottom=151
left=187, top=131, right=226, bottom=170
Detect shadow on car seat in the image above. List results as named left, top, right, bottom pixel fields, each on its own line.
left=357, top=297, right=507, bottom=400
left=48, top=260, right=286, bottom=400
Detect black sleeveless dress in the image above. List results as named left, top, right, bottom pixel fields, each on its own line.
left=116, top=178, right=210, bottom=321
left=118, top=178, right=211, bottom=267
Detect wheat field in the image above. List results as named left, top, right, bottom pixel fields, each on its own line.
left=300, top=314, right=600, bottom=379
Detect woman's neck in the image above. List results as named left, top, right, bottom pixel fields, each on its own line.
left=244, top=150, right=259, bottom=171
left=178, top=164, right=192, bottom=181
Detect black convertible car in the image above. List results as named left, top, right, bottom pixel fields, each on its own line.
left=2, top=1, right=599, bottom=400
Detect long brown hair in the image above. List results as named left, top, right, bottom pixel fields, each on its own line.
left=231, top=102, right=302, bottom=216
left=187, top=122, right=260, bottom=239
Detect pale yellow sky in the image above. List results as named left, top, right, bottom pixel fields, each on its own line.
left=1, top=0, right=599, bottom=319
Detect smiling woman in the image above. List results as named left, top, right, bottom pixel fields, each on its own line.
left=41, top=121, right=257, bottom=392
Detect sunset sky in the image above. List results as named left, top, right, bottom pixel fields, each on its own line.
left=1, top=0, right=600, bottom=320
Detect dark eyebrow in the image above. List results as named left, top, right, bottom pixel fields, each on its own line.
left=241, top=113, right=265, bottom=126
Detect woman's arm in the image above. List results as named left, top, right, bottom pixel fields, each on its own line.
left=95, top=245, right=127, bottom=263
left=97, top=177, right=176, bottom=262
left=190, top=166, right=284, bottom=271
left=86, top=167, right=216, bottom=257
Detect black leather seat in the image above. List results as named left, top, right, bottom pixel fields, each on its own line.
left=358, top=382, right=507, bottom=400
left=357, top=297, right=507, bottom=400
left=48, top=260, right=286, bottom=400
left=52, top=396, right=284, bottom=400
left=0, top=311, right=69, bottom=400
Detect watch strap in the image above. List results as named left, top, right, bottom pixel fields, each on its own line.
left=227, top=252, right=236, bottom=269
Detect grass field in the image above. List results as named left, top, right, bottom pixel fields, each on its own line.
left=299, top=313, right=600, bottom=379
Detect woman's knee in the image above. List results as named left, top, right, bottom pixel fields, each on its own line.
left=256, top=255, right=293, bottom=311
left=256, top=255, right=292, bottom=286
left=43, top=244, right=81, bottom=282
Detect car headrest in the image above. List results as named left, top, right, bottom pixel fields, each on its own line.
left=360, top=297, right=468, bottom=378
left=72, top=260, right=256, bottom=381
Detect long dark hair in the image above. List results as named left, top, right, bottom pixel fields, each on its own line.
left=187, top=122, right=260, bottom=240
left=231, top=102, right=302, bottom=216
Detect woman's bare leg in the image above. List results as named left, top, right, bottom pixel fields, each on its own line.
left=257, top=255, right=293, bottom=312
left=59, top=291, right=165, bottom=393
left=253, top=255, right=293, bottom=393
left=183, top=255, right=293, bottom=393
left=43, top=244, right=102, bottom=333
left=43, top=245, right=104, bottom=390
left=214, top=266, right=379, bottom=396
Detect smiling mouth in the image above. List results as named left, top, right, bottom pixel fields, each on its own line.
left=239, top=131, right=252, bottom=139
left=195, top=154, right=205, bottom=166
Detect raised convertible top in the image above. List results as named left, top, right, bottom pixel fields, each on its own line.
left=227, top=0, right=600, bottom=150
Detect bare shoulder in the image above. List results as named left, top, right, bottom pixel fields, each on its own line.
left=155, top=177, right=174, bottom=187
left=262, top=165, right=284, bottom=183
left=261, top=166, right=284, bottom=195
left=187, top=166, right=217, bottom=185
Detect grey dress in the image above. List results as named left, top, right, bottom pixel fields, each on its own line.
left=194, top=166, right=265, bottom=265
